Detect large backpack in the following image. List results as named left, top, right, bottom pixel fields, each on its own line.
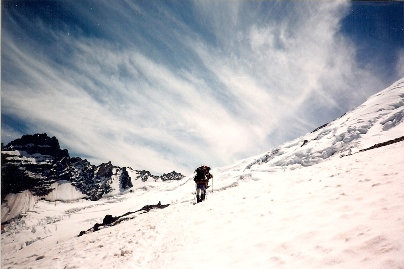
left=194, top=166, right=210, bottom=182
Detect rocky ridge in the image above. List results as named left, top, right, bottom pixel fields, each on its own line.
left=1, top=133, right=185, bottom=202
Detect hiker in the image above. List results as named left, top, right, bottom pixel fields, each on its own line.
left=194, top=165, right=213, bottom=203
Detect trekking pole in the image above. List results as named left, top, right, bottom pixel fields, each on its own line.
left=212, top=176, right=214, bottom=193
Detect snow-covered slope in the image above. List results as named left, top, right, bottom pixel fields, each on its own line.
left=1, top=78, right=403, bottom=268
left=242, top=77, right=404, bottom=171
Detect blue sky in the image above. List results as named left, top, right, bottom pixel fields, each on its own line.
left=2, top=0, right=403, bottom=174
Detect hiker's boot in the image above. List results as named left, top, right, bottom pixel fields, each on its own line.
left=201, top=193, right=205, bottom=201
left=196, top=195, right=201, bottom=203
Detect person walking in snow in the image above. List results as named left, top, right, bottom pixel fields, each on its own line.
left=194, top=165, right=213, bottom=203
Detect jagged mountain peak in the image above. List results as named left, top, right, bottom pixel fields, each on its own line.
left=2, top=133, right=69, bottom=161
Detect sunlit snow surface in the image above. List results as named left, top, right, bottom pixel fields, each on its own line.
left=2, top=78, right=404, bottom=268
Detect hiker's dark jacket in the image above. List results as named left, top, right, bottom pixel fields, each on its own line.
left=194, top=166, right=212, bottom=186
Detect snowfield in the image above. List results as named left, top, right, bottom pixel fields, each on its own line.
left=2, top=143, right=403, bottom=269
left=2, top=78, right=404, bottom=268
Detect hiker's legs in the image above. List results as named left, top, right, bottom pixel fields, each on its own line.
left=200, top=185, right=206, bottom=201
left=196, top=187, right=201, bottom=202
left=196, top=184, right=206, bottom=203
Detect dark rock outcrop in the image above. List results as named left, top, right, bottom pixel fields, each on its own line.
left=1, top=134, right=70, bottom=199
left=130, top=169, right=185, bottom=182
left=78, top=202, right=170, bottom=236
left=160, top=171, right=185, bottom=181
left=359, top=135, right=404, bottom=153
left=119, top=167, right=133, bottom=190
left=134, top=170, right=159, bottom=182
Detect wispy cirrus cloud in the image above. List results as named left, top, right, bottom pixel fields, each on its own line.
left=2, top=0, right=402, bottom=173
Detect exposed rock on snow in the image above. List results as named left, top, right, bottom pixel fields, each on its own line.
left=78, top=202, right=170, bottom=237
left=130, top=169, right=185, bottom=182
left=159, top=171, right=186, bottom=181
left=359, top=135, right=404, bottom=153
